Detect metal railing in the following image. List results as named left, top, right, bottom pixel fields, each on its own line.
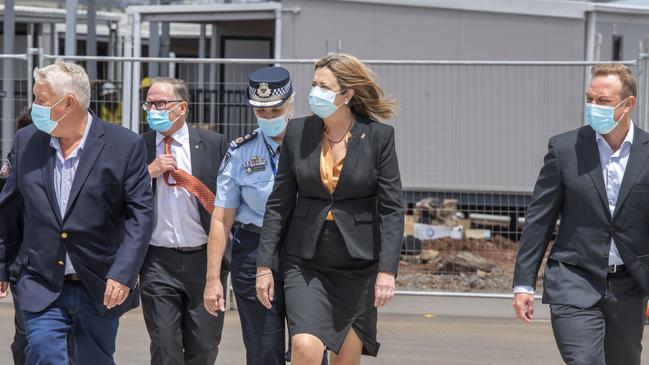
left=2, top=50, right=648, bottom=294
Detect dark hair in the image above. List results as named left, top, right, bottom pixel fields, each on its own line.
left=15, top=108, right=33, bottom=130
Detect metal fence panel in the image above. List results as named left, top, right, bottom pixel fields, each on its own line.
left=2, top=53, right=646, bottom=294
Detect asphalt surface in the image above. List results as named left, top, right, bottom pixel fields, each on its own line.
left=1, top=295, right=649, bottom=364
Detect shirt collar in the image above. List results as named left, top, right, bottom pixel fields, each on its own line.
left=595, top=121, right=635, bottom=149
left=156, top=122, right=189, bottom=146
left=259, top=128, right=280, bottom=154
left=50, top=112, right=94, bottom=153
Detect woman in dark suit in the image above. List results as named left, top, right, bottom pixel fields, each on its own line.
left=255, top=53, right=404, bottom=365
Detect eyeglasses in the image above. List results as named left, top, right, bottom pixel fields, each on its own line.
left=142, top=100, right=183, bottom=111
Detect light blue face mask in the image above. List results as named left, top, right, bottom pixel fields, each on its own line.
left=146, top=103, right=182, bottom=133
left=31, top=98, right=69, bottom=134
left=307, top=86, right=346, bottom=119
left=257, top=114, right=288, bottom=137
left=585, top=97, right=628, bottom=135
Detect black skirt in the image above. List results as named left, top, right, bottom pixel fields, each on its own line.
left=284, top=221, right=380, bottom=356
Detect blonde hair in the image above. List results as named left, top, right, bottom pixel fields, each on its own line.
left=315, top=53, right=397, bottom=121
left=33, top=61, right=91, bottom=108
left=591, top=63, right=637, bottom=99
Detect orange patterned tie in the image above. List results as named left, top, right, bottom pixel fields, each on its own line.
left=163, top=136, right=215, bottom=214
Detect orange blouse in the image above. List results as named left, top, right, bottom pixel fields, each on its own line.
left=320, top=130, right=352, bottom=220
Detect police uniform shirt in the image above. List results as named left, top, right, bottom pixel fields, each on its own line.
left=150, top=123, right=207, bottom=248
left=215, top=128, right=280, bottom=227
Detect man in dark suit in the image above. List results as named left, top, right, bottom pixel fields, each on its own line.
left=140, top=77, right=229, bottom=365
left=513, top=63, right=648, bottom=365
left=0, top=61, right=154, bottom=365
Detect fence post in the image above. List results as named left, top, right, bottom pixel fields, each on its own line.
left=26, top=48, right=35, bottom=107
left=639, top=38, right=649, bottom=131
left=131, top=11, right=142, bottom=133
left=121, top=13, right=134, bottom=132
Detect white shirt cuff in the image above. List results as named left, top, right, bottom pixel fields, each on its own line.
left=513, top=286, right=534, bottom=295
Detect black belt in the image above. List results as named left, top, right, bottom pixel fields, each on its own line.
left=608, top=264, right=628, bottom=276
left=64, top=274, right=81, bottom=281
left=158, top=244, right=207, bottom=253
left=239, top=223, right=262, bottom=235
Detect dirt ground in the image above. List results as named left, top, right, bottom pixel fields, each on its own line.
left=397, top=236, right=546, bottom=293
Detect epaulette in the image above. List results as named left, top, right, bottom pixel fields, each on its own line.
left=229, top=131, right=258, bottom=150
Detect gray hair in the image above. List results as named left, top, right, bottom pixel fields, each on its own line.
left=33, top=61, right=91, bottom=108
left=151, top=77, right=190, bottom=103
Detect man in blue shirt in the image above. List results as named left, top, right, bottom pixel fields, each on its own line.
left=0, top=61, right=153, bottom=365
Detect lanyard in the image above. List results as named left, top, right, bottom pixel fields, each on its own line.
left=264, top=140, right=279, bottom=176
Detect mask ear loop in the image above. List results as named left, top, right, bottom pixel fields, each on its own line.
left=52, top=96, right=72, bottom=123
left=613, top=97, right=629, bottom=124
left=168, top=101, right=186, bottom=124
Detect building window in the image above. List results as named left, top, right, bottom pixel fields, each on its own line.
left=612, top=35, right=623, bottom=61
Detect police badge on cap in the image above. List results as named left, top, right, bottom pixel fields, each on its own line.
left=246, top=67, right=293, bottom=108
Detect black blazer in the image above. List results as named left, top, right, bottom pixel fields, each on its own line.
left=142, top=126, right=232, bottom=270
left=0, top=116, right=154, bottom=316
left=257, top=115, right=405, bottom=274
left=143, top=125, right=227, bottom=236
left=514, top=125, right=649, bottom=307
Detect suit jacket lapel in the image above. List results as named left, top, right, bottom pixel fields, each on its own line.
left=144, top=132, right=157, bottom=164
left=64, top=117, right=105, bottom=222
left=188, top=126, right=204, bottom=181
left=334, top=120, right=365, bottom=198
left=614, top=126, right=649, bottom=217
left=40, top=136, right=63, bottom=225
left=577, top=127, right=611, bottom=219
left=143, top=132, right=158, bottom=194
left=308, top=117, right=331, bottom=197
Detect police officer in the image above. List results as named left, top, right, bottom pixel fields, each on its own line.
left=203, top=66, right=293, bottom=364
left=204, top=67, right=328, bottom=364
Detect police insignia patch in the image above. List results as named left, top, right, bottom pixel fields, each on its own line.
left=229, top=131, right=258, bottom=150
left=218, top=152, right=231, bottom=175
left=244, top=155, right=266, bottom=174
left=0, top=159, right=10, bottom=179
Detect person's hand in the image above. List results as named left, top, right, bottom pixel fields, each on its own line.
left=374, top=272, right=396, bottom=307
left=513, top=293, right=535, bottom=323
left=0, top=281, right=9, bottom=300
left=255, top=267, right=274, bottom=309
left=104, top=279, right=131, bottom=309
left=148, top=154, right=177, bottom=179
left=204, top=278, right=226, bottom=316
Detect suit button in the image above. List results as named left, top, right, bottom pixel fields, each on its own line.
left=57, top=260, right=64, bottom=266
left=61, top=232, right=68, bottom=239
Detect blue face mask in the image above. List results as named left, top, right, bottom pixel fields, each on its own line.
left=257, top=114, right=288, bottom=137
left=308, top=86, right=346, bottom=119
left=31, top=98, right=69, bottom=134
left=146, top=103, right=182, bottom=133
left=585, top=98, right=628, bottom=135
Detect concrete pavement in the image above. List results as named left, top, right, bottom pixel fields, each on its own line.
left=0, top=295, right=647, bottom=364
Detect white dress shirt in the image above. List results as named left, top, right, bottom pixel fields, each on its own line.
left=150, top=123, right=207, bottom=248
left=514, top=124, right=634, bottom=295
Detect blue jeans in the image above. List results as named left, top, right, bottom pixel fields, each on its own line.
left=22, top=281, right=119, bottom=365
